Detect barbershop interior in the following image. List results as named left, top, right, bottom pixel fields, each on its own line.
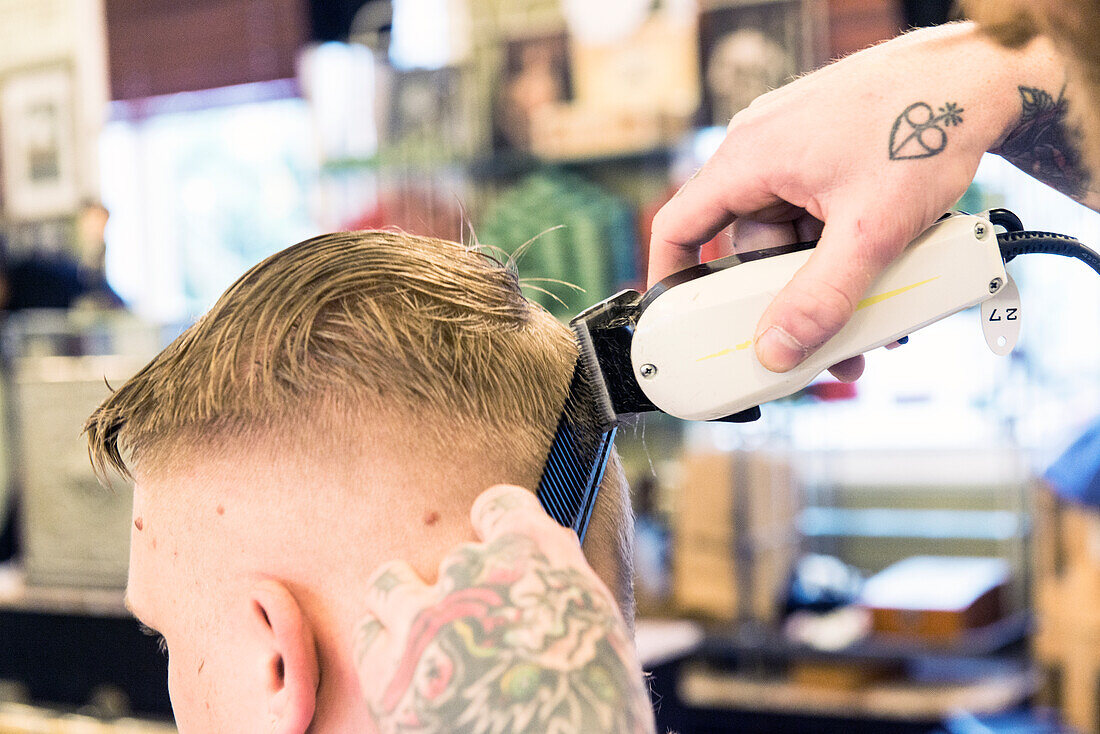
left=0, top=0, right=1099, bottom=732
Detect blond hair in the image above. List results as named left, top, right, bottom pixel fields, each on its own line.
left=84, top=230, right=633, bottom=612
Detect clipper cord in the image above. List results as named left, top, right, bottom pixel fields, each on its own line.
left=987, top=207, right=1100, bottom=277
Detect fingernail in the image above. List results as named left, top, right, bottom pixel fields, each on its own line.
left=756, top=327, right=806, bottom=372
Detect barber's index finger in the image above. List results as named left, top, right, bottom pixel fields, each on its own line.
left=754, top=207, right=919, bottom=372
left=647, top=155, right=782, bottom=286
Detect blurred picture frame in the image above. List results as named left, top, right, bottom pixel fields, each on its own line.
left=0, top=62, right=80, bottom=221
left=493, top=33, right=572, bottom=151
left=697, top=0, right=818, bottom=126
left=382, top=65, right=475, bottom=161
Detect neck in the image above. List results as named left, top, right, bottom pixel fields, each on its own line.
left=303, top=597, right=375, bottom=733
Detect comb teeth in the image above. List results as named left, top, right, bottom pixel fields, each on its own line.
left=537, top=359, right=618, bottom=541
left=571, top=320, right=617, bottom=430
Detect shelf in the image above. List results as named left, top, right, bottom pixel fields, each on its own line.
left=702, top=611, right=1031, bottom=667
left=799, top=507, right=1026, bottom=541
left=0, top=564, right=129, bottom=618
left=469, top=147, right=675, bottom=178
left=0, top=703, right=174, bottom=733
left=321, top=144, right=676, bottom=179
left=678, top=663, right=1039, bottom=722
left=635, top=618, right=705, bottom=668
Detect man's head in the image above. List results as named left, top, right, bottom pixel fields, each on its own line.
left=85, top=231, right=633, bottom=733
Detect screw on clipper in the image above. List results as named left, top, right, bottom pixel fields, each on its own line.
left=989, top=277, right=1003, bottom=293
left=974, top=222, right=988, bottom=239
left=640, top=363, right=657, bottom=379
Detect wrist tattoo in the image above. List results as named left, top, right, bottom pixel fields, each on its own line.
left=992, top=84, right=1090, bottom=200
left=889, top=101, right=965, bottom=160
left=362, top=534, right=653, bottom=733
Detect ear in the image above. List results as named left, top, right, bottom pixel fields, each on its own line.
left=250, top=580, right=319, bottom=734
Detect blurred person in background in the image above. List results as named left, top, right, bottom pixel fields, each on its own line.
left=0, top=199, right=123, bottom=312
left=72, top=199, right=125, bottom=310
left=0, top=199, right=123, bottom=564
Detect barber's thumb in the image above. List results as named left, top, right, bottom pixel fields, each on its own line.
left=754, top=236, right=869, bottom=373
left=470, top=484, right=547, bottom=540
left=755, top=208, right=918, bottom=373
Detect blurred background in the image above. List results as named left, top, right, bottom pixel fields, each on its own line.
left=0, top=0, right=1097, bottom=732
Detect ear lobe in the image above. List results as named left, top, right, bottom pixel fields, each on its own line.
left=251, top=580, right=319, bottom=734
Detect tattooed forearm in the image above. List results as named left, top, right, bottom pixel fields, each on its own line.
left=361, top=533, right=653, bottom=734
left=889, top=101, right=965, bottom=160
left=992, top=84, right=1091, bottom=200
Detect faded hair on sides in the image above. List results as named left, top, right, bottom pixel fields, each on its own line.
left=83, top=229, right=635, bottom=613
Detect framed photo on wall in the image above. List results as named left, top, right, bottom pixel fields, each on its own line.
left=493, top=33, right=572, bottom=151
left=381, top=65, right=477, bottom=161
left=697, top=0, right=819, bottom=126
left=0, top=63, right=80, bottom=221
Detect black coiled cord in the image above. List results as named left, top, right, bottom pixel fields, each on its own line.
left=997, top=230, right=1100, bottom=277
left=983, top=207, right=1100, bottom=276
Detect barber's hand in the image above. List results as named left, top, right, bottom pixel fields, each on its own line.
left=354, top=484, right=656, bottom=734
left=649, top=22, right=1030, bottom=380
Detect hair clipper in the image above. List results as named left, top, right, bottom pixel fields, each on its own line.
left=538, top=209, right=1100, bottom=539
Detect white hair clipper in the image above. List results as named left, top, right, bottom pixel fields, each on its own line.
left=538, top=209, right=1100, bottom=538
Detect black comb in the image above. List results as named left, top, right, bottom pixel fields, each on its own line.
left=536, top=322, right=618, bottom=542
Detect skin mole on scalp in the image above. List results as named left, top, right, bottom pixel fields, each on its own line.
left=134, top=516, right=144, bottom=531
left=423, top=510, right=440, bottom=527
left=216, top=505, right=225, bottom=516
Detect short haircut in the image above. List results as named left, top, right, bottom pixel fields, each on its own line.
left=84, top=230, right=633, bottom=612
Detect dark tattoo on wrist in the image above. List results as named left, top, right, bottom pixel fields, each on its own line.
left=362, top=533, right=653, bottom=733
left=992, top=84, right=1090, bottom=200
left=889, top=101, right=965, bottom=160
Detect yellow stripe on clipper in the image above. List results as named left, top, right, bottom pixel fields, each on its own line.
left=697, top=340, right=754, bottom=362
left=856, top=276, right=941, bottom=311
left=694, top=276, right=940, bottom=364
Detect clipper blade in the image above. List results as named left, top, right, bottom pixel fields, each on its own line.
left=536, top=326, right=618, bottom=542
